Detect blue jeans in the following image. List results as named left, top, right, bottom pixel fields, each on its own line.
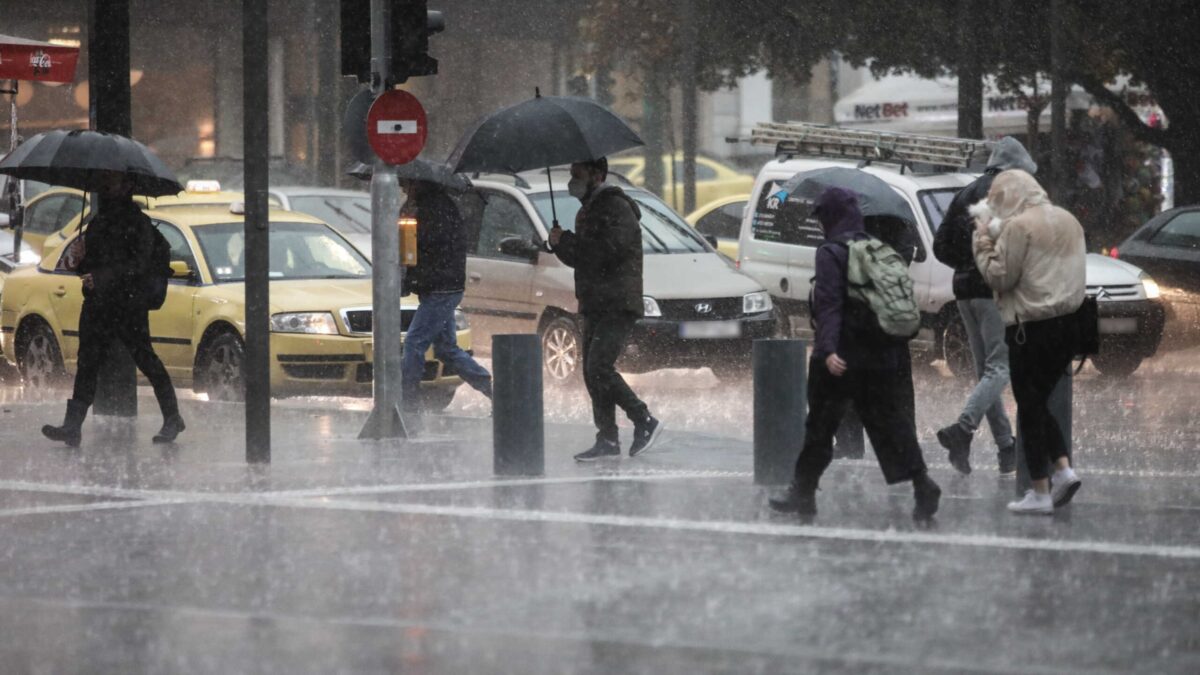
left=402, top=292, right=492, bottom=407
left=956, top=299, right=1015, bottom=449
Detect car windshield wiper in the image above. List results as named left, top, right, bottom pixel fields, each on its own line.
left=321, top=199, right=356, bottom=225
left=640, top=225, right=670, bottom=254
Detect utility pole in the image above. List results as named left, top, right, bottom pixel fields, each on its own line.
left=88, top=0, right=137, bottom=418
left=243, top=0, right=271, bottom=462
left=359, top=0, right=407, bottom=440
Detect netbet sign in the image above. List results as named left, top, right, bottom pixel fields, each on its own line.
left=854, top=102, right=910, bottom=120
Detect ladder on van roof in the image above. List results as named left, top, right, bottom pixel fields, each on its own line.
left=742, top=121, right=993, bottom=170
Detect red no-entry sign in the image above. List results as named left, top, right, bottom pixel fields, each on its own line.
left=366, top=90, right=428, bottom=165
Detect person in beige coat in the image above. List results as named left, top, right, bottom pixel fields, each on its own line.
left=973, top=169, right=1086, bottom=515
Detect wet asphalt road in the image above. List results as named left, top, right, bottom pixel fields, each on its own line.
left=0, top=349, right=1196, bottom=674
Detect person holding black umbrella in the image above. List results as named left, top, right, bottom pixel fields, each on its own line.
left=41, top=172, right=184, bottom=446
left=399, top=177, right=493, bottom=417
left=548, top=158, right=663, bottom=461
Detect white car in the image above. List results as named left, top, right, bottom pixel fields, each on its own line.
left=740, top=154, right=1164, bottom=376
left=269, top=187, right=372, bottom=255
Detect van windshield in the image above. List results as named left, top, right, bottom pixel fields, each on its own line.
left=530, top=190, right=709, bottom=254
left=918, top=189, right=960, bottom=232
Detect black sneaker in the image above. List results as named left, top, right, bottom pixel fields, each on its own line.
left=912, top=472, right=942, bottom=522
left=997, top=444, right=1016, bottom=476
left=573, top=439, right=621, bottom=462
left=768, top=480, right=818, bottom=516
left=937, top=424, right=973, bottom=475
left=629, top=416, right=664, bottom=457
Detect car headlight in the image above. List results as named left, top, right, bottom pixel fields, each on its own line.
left=455, top=308, right=469, bottom=331
left=1140, top=273, right=1161, bottom=299
left=270, top=312, right=339, bottom=334
left=743, top=291, right=773, bottom=314
left=643, top=296, right=662, bottom=318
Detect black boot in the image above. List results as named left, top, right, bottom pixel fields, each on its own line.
left=42, top=399, right=88, bottom=447
left=769, top=477, right=818, bottom=516
left=912, top=472, right=942, bottom=522
left=153, top=412, right=186, bottom=443
left=937, top=423, right=973, bottom=475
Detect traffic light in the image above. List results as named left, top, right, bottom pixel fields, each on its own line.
left=340, top=0, right=443, bottom=85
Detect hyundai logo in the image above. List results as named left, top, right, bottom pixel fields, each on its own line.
left=695, top=302, right=713, bottom=314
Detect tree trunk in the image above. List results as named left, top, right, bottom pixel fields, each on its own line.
left=679, top=0, right=698, bottom=215
left=1166, top=132, right=1200, bottom=206
left=642, top=62, right=667, bottom=197
left=956, top=0, right=983, bottom=139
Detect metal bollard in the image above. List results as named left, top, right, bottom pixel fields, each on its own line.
left=753, top=339, right=807, bottom=486
left=1015, top=368, right=1072, bottom=494
left=493, top=334, right=544, bottom=476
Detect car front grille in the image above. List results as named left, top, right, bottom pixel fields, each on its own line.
left=1087, top=285, right=1141, bottom=301
left=657, top=298, right=743, bottom=321
left=355, top=361, right=441, bottom=383
left=342, top=308, right=418, bottom=335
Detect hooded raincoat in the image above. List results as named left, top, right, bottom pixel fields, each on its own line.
left=973, top=170, right=1086, bottom=325
left=933, top=137, right=1038, bottom=299
left=811, top=187, right=907, bottom=371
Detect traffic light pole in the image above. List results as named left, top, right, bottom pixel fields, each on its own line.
left=359, top=0, right=408, bottom=439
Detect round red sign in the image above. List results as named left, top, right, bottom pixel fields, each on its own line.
left=366, top=90, right=428, bottom=165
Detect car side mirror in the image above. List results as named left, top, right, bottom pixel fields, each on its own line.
left=702, top=233, right=719, bottom=249
left=498, top=236, right=540, bottom=261
left=169, top=260, right=195, bottom=280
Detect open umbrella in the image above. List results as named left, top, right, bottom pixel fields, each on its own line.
left=0, top=129, right=182, bottom=197
left=771, top=167, right=915, bottom=223
left=347, top=158, right=472, bottom=191
left=447, top=89, right=643, bottom=229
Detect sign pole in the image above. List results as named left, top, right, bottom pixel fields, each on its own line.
left=359, top=0, right=407, bottom=439
left=243, top=0, right=271, bottom=462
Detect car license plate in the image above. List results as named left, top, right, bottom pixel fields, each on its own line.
left=1099, top=317, right=1138, bottom=334
left=680, top=321, right=741, bottom=339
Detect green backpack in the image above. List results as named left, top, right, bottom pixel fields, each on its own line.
left=843, top=238, right=921, bottom=340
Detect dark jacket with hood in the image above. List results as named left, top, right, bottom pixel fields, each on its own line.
left=78, top=196, right=156, bottom=310
left=811, top=187, right=907, bottom=371
left=554, top=182, right=644, bottom=317
left=408, top=188, right=467, bottom=295
left=933, top=137, right=1038, bottom=299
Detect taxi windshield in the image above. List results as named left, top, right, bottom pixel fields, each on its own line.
left=194, top=221, right=370, bottom=283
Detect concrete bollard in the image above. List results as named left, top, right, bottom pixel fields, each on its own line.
left=1015, top=368, right=1072, bottom=494
left=493, top=334, right=544, bottom=476
left=753, top=339, right=807, bottom=486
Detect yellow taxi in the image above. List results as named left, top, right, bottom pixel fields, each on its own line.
left=685, top=194, right=749, bottom=260
left=21, top=181, right=283, bottom=256
left=607, top=153, right=755, bottom=213
left=0, top=204, right=467, bottom=408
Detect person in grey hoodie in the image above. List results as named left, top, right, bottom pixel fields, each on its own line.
left=931, top=137, right=1037, bottom=476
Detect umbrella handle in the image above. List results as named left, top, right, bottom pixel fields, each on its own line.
left=545, top=166, right=559, bottom=252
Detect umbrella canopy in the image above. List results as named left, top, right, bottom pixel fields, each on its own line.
left=772, top=167, right=915, bottom=224
left=347, top=158, right=472, bottom=191
left=0, top=34, right=80, bottom=84
left=0, top=129, right=182, bottom=197
left=448, top=92, right=643, bottom=174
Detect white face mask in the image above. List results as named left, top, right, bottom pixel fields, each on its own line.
left=568, top=177, right=589, bottom=200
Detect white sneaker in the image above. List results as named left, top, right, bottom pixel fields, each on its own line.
left=1051, top=468, right=1082, bottom=508
left=1007, top=490, right=1053, bottom=515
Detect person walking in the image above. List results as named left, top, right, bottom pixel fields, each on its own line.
left=42, top=174, right=185, bottom=447
left=548, top=158, right=663, bottom=461
left=399, top=178, right=493, bottom=417
left=770, top=188, right=940, bottom=521
left=932, top=137, right=1038, bottom=476
left=973, top=169, right=1086, bottom=515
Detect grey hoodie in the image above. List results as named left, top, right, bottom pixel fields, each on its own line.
left=933, top=137, right=1038, bottom=300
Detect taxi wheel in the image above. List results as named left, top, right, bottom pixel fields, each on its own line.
left=422, top=386, right=458, bottom=413
left=941, top=316, right=974, bottom=379
left=200, top=332, right=246, bottom=402
left=541, top=316, right=582, bottom=386
left=17, top=321, right=66, bottom=390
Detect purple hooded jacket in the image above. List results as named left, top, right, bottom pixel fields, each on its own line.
left=811, top=187, right=907, bottom=371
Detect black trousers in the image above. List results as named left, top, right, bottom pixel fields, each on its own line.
left=581, top=312, right=648, bottom=442
left=1006, top=316, right=1074, bottom=481
left=794, top=357, right=927, bottom=486
left=72, top=300, right=178, bottom=417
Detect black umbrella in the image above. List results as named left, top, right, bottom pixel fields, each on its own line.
left=347, top=158, right=472, bottom=191
left=0, top=129, right=182, bottom=197
left=447, top=89, right=643, bottom=229
left=770, top=167, right=915, bottom=223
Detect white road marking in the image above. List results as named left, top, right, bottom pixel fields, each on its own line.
left=0, top=499, right=182, bottom=519
left=272, top=471, right=744, bottom=498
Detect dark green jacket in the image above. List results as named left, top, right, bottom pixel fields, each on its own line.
left=553, top=184, right=644, bottom=317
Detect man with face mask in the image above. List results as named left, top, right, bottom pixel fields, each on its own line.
left=548, top=158, right=663, bottom=461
